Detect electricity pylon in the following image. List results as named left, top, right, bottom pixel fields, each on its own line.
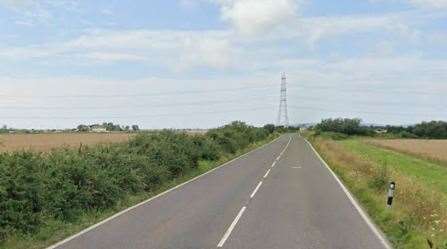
left=277, top=72, right=289, bottom=127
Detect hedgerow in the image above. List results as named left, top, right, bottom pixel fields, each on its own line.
left=0, top=121, right=274, bottom=243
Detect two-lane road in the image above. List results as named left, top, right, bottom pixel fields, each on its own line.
left=50, top=134, right=391, bottom=249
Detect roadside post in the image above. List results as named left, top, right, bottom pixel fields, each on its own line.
left=387, top=181, right=396, bottom=208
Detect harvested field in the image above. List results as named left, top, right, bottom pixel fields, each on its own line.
left=0, top=133, right=132, bottom=152
left=367, top=139, right=447, bottom=163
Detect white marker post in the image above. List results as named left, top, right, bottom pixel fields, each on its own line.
left=387, top=182, right=396, bottom=208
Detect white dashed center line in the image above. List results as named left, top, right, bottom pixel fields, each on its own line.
left=250, top=181, right=263, bottom=199
left=263, top=169, right=271, bottom=178
left=217, top=206, right=247, bottom=248
left=216, top=136, right=294, bottom=248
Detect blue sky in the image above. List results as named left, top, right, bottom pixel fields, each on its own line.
left=0, top=0, right=446, bottom=129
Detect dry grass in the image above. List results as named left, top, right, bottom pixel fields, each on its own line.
left=0, top=133, right=132, bottom=153
left=312, top=137, right=447, bottom=248
left=367, top=139, right=447, bottom=164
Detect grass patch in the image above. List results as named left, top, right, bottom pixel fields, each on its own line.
left=308, top=136, right=447, bottom=249
left=342, top=140, right=447, bottom=199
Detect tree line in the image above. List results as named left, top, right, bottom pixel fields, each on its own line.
left=314, top=118, right=447, bottom=139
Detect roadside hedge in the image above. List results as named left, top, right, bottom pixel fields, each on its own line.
left=0, top=121, right=273, bottom=242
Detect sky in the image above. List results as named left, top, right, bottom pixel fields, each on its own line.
left=0, top=0, right=446, bottom=129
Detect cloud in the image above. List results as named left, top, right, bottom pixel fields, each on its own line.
left=0, top=10, right=432, bottom=70
left=0, top=0, right=80, bottom=25
left=212, top=0, right=300, bottom=35
left=409, top=0, right=447, bottom=8
left=1, top=54, right=445, bottom=128
left=0, top=30, right=236, bottom=69
left=371, top=0, right=447, bottom=9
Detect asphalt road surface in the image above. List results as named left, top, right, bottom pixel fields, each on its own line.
left=50, top=134, right=391, bottom=249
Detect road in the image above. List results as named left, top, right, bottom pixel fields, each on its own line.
left=50, top=134, right=391, bottom=249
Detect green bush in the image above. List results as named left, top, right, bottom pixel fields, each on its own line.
left=398, top=131, right=418, bottom=139
left=386, top=121, right=447, bottom=139
left=315, top=118, right=372, bottom=136
left=0, top=122, right=274, bottom=243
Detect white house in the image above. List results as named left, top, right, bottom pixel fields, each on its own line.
left=91, top=127, right=108, bottom=133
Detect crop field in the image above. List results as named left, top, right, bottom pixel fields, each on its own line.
left=367, top=139, right=447, bottom=163
left=309, top=135, right=447, bottom=249
left=0, top=133, right=132, bottom=152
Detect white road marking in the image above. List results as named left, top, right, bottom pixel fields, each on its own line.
left=250, top=181, right=263, bottom=199
left=272, top=137, right=292, bottom=167
left=305, top=139, right=393, bottom=249
left=47, top=136, right=283, bottom=249
left=292, top=166, right=301, bottom=169
left=263, top=169, right=271, bottom=178
left=217, top=206, right=247, bottom=248
left=216, top=136, right=293, bottom=248
left=281, top=137, right=292, bottom=155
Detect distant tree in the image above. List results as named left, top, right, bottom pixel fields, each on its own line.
left=263, top=124, right=276, bottom=134
left=102, top=122, right=123, bottom=131
left=77, top=124, right=90, bottom=132
left=412, top=121, right=447, bottom=139
left=132, top=125, right=140, bottom=131
left=315, top=118, right=371, bottom=135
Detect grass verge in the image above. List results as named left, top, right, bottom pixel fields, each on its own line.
left=0, top=135, right=279, bottom=249
left=307, top=135, right=447, bottom=249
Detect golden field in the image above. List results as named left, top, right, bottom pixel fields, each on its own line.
left=0, top=133, right=132, bottom=152
left=367, top=139, right=447, bottom=163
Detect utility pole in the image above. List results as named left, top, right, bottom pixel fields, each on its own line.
left=277, top=72, right=289, bottom=128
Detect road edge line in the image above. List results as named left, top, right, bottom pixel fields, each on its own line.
left=304, top=139, right=393, bottom=249
left=47, top=135, right=283, bottom=249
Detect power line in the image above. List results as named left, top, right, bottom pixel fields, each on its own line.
left=0, top=95, right=279, bottom=110
left=0, top=83, right=441, bottom=99
left=0, top=106, right=274, bottom=120
left=288, top=105, right=443, bottom=118
left=0, top=84, right=277, bottom=99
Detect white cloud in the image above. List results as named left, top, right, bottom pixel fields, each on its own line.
left=0, top=30, right=236, bottom=69
left=298, top=14, right=396, bottom=46
left=0, top=0, right=80, bottom=25
left=212, top=0, right=300, bottom=35
left=81, top=52, right=147, bottom=62
left=1, top=54, right=445, bottom=128
left=409, top=0, right=447, bottom=8
left=0, top=10, right=429, bottom=69
left=371, top=0, right=447, bottom=9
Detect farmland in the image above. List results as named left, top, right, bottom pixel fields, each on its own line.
left=308, top=134, right=447, bottom=249
left=0, top=133, right=132, bottom=153
left=367, top=139, right=447, bottom=164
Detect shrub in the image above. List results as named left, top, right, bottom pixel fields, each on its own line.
left=315, top=118, right=371, bottom=136
left=398, top=131, right=418, bottom=139
left=0, top=121, right=273, bottom=243
left=386, top=121, right=447, bottom=139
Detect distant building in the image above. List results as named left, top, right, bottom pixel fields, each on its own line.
left=91, top=127, right=108, bottom=133
left=375, top=129, right=387, bottom=134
